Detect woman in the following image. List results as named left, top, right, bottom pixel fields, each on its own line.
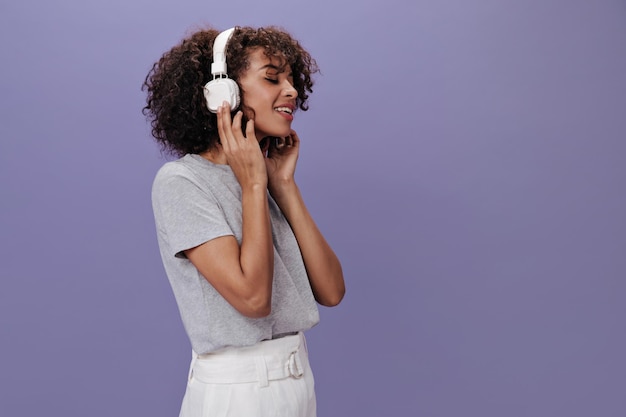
left=143, top=26, right=345, bottom=417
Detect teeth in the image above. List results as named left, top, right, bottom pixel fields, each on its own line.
left=274, top=107, right=293, bottom=114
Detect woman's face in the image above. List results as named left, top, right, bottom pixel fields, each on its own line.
left=237, top=48, right=298, bottom=143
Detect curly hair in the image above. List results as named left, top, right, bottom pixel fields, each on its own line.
left=142, top=26, right=319, bottom=157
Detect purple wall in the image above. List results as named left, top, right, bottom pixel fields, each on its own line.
left=1, top=0, right=625, bottom=415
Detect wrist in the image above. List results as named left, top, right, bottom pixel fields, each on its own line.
left=268, top=177, right=296, bottom=194
left=241, top=182, right=269, bottom=194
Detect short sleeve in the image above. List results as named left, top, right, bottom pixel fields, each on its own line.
left=152, top=164, right=233, bottom=258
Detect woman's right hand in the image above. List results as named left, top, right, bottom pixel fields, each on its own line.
left=217, top=103, right=267, bottom=190
left=189, top=102, right=272, bottom=318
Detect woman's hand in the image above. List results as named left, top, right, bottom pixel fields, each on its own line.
left=186, top=103, right=274, bottom=318
left=217, top=103, right=268, bottom=190
left=263, top=129, right=345, bottom=307
left=265, top=130, right=300, bottom=193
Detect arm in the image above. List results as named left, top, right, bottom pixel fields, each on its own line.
left=185, top=107, right=274, bottom=318
left=266, top=131, right=345, bottom=307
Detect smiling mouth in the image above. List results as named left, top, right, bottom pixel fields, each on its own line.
left=274, top=106, right=293, bottom=115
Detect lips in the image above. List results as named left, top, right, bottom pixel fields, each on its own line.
left=274, top=106, right=293, bottom=114
left=274, top=103, right=295, bottom=121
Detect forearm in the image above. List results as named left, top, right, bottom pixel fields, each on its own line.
left=270, top=180, right=345, bottom=306
left=239, top=184, right=274, bottom=312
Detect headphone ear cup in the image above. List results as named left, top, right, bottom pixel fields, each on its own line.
left=204, top=78, right=240, bottom=113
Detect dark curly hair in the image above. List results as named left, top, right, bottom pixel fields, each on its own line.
left=142, top=26, right=319, bottom=157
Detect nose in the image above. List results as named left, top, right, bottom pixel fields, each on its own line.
left=283, top=80, right=298, bottom=99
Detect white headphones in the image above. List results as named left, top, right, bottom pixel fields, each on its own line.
left=203, top=28, right=241, bottom=113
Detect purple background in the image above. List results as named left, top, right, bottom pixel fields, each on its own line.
left=1, top=0, right=625, bottom=416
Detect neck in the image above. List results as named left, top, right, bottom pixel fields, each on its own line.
left=199, top=145, right=228, bottom=165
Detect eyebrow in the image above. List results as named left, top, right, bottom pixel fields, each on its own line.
left=259, top=64, right=293, bottom=76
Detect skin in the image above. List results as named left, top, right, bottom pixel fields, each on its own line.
left=185, top=48, right=345, bottom=318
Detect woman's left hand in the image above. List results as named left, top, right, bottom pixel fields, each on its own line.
left=265, top=129, right=300, bottom=192
left=263, top=128, right=345, bottom=308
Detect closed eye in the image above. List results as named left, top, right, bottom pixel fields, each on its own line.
left=265, top=78, right=278, bottom=84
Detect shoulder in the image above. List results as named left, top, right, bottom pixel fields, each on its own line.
left=153, top=155, right=212, bottom=190
left=152, top=155, right=233, bottom=208
left=154, top=156, right=193, bottom=181
left=152, top=156, right=204, bottom=202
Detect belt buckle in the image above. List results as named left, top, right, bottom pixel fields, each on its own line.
left=287, top=351, right=304, bottom=379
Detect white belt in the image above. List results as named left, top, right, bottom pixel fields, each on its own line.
left=189, top=333, right=307, bottom=387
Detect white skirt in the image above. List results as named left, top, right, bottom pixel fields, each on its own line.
left=179, top=332, right=316, bottom=417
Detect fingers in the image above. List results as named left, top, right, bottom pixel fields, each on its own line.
left=267, top=131, right=300, bottom=159
left=217, top=101, right=255, bottom=139
left=288, top=129, right=300, bottom=148
left=215, top=103, right=267, bottom=188
left=245, top=118, right=255, bottom=141
left=231, top=109, right=243, bottom=138
left=216, top=104, right=231, bottom=152
left=217, top=102, right=252, bottom=154
left=272, top=130, right=299, bottom=151
left=274, top=137, right=286, bottom=150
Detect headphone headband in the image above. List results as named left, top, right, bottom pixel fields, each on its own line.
left=204, top=27, right=240, bottom=112
left=211, top=27, right=236, bottom=77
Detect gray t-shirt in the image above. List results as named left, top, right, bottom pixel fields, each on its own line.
left=152, top=154, right=320, bottom=354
